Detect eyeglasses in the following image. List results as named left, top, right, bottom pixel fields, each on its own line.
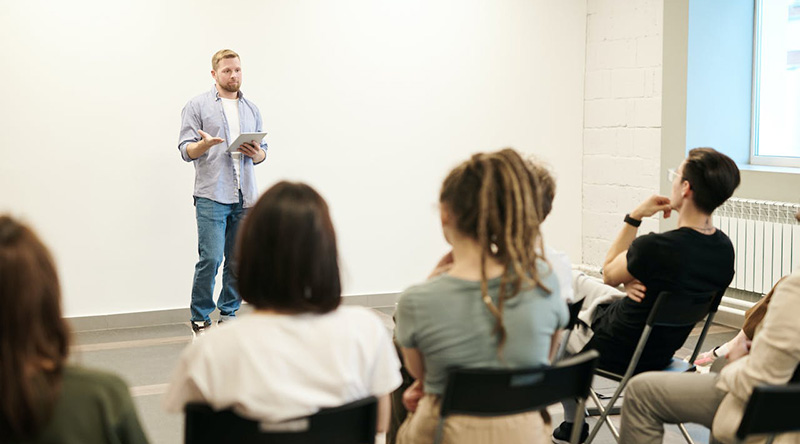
left=667, top=168, right=681, bottom=182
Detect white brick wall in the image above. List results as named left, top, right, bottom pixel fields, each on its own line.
left=582, top=0, right=664, bottom=267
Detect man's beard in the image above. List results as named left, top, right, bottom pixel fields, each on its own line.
left=220, top=81, right=240, bottom=93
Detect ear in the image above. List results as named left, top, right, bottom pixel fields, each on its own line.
left=440, top=203, right=451, bottom=226
left=211, top=69, right=216, bottom=79
left=681, top=180, right=692, bottom=199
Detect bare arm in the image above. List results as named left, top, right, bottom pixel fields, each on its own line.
left=376, top=394, right=391, bottom=433
left=603, top=195, right=672, bottom=287
left=400, top=348, right=425, bottom=413
left=401, top=347, right=424, bottom=380
left=548, top=330, right=563, bottom=362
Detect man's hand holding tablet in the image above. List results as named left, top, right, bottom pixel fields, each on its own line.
left=238, top=141, right=261, bottom=158
left=227, top=132, right=267, bottom=154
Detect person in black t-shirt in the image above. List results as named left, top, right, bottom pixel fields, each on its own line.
left=553, top=148, right=740, bottom=444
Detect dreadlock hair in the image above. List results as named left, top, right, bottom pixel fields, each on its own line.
left=525, top=158, right=556, bottom=220
left=439, top=148, right=550, bottom=354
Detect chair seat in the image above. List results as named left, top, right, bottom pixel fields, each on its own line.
left=594, top=357, right=695, bottom=382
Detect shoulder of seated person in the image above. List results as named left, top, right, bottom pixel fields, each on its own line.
left=400, top=277, right=450, bottom=298
left=781, top=271, right=800, bottom=287
left=338, top=304, right=380, bottom=319
left=772, top=272, right=800, bottom=302
left=63, top=365, right=131, bottom=397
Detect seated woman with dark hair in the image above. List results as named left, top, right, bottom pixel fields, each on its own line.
left=164, top=181, right=402, bottom=432
left=0, top=215, right=149, bottom=444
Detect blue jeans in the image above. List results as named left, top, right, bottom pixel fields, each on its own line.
left=190, top=193, right=246, bottom=323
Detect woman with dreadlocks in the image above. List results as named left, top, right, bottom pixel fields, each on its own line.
left=394, top=148, right=569, bottom=444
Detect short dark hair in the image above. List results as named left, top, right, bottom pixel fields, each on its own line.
left=236, top=182, right=341, bottom=314
left=681, top=148, right=740, bottom=214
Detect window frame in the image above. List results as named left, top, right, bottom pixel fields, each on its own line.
left=749, top=0, right=800, bottom=168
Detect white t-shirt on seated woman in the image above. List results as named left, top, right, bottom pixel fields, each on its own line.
left=163, top=305, right=402, bottom=423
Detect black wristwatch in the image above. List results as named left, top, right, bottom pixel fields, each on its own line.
left=624, top=213, right=642, bottom=227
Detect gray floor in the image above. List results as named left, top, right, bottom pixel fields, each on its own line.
left=68, top=308, right=737, bottom=444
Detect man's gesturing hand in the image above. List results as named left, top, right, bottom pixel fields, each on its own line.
left=198, top=130, right=224, bottom=148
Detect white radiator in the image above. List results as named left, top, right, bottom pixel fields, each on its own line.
left=714, top=198, right=800, bottom=294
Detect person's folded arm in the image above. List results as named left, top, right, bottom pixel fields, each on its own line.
left=603, top=250, right=635, bottom=287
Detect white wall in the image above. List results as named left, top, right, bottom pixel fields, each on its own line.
left=0, top=0, right=586, bottom=317
left=582, top=0, right=664, bottom=267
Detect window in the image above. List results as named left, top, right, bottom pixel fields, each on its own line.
left=751, top=0, right=800, bottom=167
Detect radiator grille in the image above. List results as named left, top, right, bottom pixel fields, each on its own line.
left=714, top=198, right=800, bottom=294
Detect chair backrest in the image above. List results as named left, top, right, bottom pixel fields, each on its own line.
left=735, top=383, right=800, bottom=440
left=439, top=350, right=599, bottom=418
left=566, top=298, right=585, bottom=330
left=646, top=290, right=723, bottom=328
left=184, top=397, right=377, bottom=444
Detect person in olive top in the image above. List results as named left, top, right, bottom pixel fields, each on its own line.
left=0, top=215, right=149, bottom=444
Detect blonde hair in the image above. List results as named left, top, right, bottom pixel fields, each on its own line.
left=211, top=49, right=240, bottom=71
left=440, top=148, right=550, bottom=354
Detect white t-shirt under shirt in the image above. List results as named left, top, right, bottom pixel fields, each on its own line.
left=163, top=306, right=402, bottom=423
left=221, top=97, right=242, bottom=190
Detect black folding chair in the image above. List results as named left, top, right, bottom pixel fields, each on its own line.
left=554, top=298, right=585, bottom=362
left=434, top=350, right=599, bottom=444
left=184, top=397, right=377, bottom=444
left=585, top=290, right=722, bottom=444
left=735, top=382, right=800, bottom=444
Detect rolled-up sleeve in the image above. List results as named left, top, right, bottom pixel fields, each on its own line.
left=178, top=101, right=202, bottom=162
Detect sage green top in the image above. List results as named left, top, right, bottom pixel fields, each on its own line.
left=395, top=263, right=569, bottom=395
left=11, top=365, right=149, bottom=444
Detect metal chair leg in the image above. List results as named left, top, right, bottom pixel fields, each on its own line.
left=678, top=423, right=695, bottom=443
left=586, top=386, right=623, bottom=443
left=571, top=397, right=588, bottom=444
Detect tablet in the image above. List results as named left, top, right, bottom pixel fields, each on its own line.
left=227, top=132, right=267, bottom=153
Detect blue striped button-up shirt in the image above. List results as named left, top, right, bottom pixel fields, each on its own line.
left=178, top=86, right=268, bottom=208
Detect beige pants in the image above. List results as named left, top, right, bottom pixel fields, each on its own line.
left=396, top=394, right=551, bottom=444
